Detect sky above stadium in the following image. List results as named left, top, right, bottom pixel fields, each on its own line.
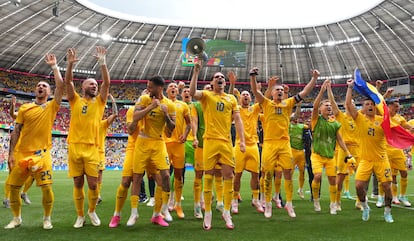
left=79, top=0, right=383, bottom=28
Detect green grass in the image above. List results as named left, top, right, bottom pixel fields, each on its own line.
left=1, top=170, right=414, bottom=241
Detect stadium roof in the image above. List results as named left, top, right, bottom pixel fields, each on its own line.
left=0, top=0, right=413, bottom=84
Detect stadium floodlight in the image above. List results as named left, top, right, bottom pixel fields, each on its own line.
left=11, top=0, right=21, bottom=7
left=101, top=34, right=112, bottom=41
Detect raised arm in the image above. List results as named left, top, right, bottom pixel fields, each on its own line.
left=45, top=53, right=64, bottom=105
left=106, top=94, right=118, bottom=125
left=293, top=101, right=302, bottom=119
left=311, top=80, right=327, bottom=125
left=94, top=46, right=110, bottom=103
left=298, top=69, right=319, bottom=100
left=189, top=60, right=203, bottom=100
left=345, top=79, right=358, bottom=119
left=9, top=95, right=17, bottom=119
left=191, top=108, right=199, bottom=148
left=383, top=88, right=394, bottom=99
left=249, top=67, right=265, bottom=104
left=227, top=71, right=236, bottom=95
left=264, top=76, right=279, bottom=99
left=326, top=80, right=339, bottom=116
left=65, top=48, right=79, bottom=101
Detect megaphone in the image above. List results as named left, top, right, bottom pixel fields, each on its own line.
left=186, top=38, right=208, bottom=62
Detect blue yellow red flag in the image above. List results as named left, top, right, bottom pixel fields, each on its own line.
left=353, top=68, right=414, bottom=149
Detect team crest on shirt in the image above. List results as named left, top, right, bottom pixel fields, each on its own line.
left=374, top=121, right=380, bottom=126
left=280, top=101, right=287, bottom=107
left=223, top=96, right=232, bottom=102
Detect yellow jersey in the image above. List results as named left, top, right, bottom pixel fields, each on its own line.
left=126, top=106, right=140, bottom=150
left=336, top=111, right=359, bottom=146
left=200, top=90, right=239, bottom=142
left=355, top=112, right=387, bottom=161
left=67, top=92, right=106, bottom=145
left=15, top=99, right=59, bottom=152
left=237, top=103, right=261, bottom=145
left=165, top=99, right=190, bottom=143
left=260, top=97, right=295, bottom=141
left=135, top=95, right=176, bottom=140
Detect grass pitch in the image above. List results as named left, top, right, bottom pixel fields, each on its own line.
left=1, top=170, right=414, bottom=241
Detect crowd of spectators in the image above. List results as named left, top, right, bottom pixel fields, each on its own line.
left=1, top=70, right=414, bottom=170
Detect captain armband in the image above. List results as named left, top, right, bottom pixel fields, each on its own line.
left=294, top=94, right=303, bottom=103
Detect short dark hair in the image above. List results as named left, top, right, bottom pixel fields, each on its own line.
left=386, top=98, right=399, bottom=106
left=149, top=75, right=165, bottom=87
left=361, top=96, right=374, bottom=103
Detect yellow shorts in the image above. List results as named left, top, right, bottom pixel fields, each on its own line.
left=194, top=147, right=204, bottom=171
left=98, top=151, right=106, bottom=171
left=203, top=138, right=234, bottom=171
left=7, top=149, right=53, bottom=187
left=356, top=159, right=392, bottom=183
left=166, top=142, right=185, bottom=169
left=291, top=148, right=305, bottom=170
left=311, top=152, right=336, bottom=176
left=261, top=139, right=293, bottom=172
left=68, top=143, right=100, bottom=178
left=337, top=145, right=360, bottom=174
left=388, top=148, right=407, bottom=174
left=133, top=138, right=170, bottom=174
left=122, top=148, right=134, bottom=177
left=234, top=143, right=259, bottom=174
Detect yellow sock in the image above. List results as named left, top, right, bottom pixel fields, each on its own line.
left=97, top=182, right=102, bottom=197
left=312, top=180, right=320, bottom=200
left=378, top=182, right=384, bottom=196
left=329, top=184, right=337, bottom=203
left=115, top=184, right=128, bottom=214
left=161, top=190, right=170, bottom=212
left=73, top=187, right=85, bottom=217
left=215, top=176, right=223, bottom=203
left=41, top=185, right=54, bottom=217
left=154, top=186, right=163, bottom=213
left=336, top=187, right=342, bottom=203
left=401, top=177, right=408, bottom=196
left=285, top=179, right=293, bottom=202
left=344, top=174, right=350, bottom=192
left=88, top=188, right=99, bottom=213
left=130, top=195, right=139, bottom=209
left=22, top=176, right=34, bottom=193
left=4, top=181, right=11, bottom=199
left=9, top=185, right=21, bottom=217
left=223, top=179, right=233, bottom=211
left=174, top=177, right=183, bottom=204
left=193, top=177, right=202, bottom=203
left=264, top=172, right=273, bottom=203
left=274, top=177, right=281, bottom=195
left=203, top=174, right=213, bottom=212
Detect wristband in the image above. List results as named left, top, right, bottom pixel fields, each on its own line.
left=51, top=64, right=58, bottom=70
left=98, top=56, right=106, bottom=66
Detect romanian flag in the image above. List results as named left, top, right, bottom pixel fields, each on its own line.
left=353, top=68, right=414, bottom=149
